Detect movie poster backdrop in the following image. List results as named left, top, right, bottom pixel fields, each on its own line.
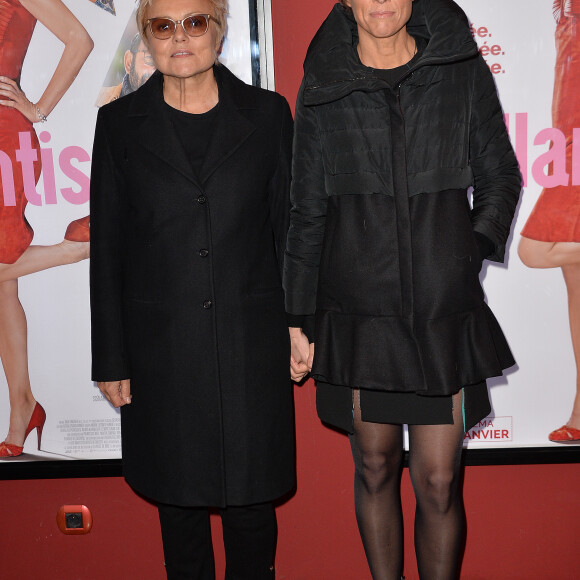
left=456, top=0, right=579, bottom=450
left=0, top=0, right=578, bottom=464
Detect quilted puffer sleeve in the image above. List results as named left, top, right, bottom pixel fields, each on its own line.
left=469, top=54, right=522, bottom=262
left=283, top=81, right=329, bottom=316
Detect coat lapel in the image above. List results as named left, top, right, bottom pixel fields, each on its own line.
left=199, top=65, right=256, bottom=184
left=128, top=66, right=257, bottom=189
left=129, top=71, right=200, bottom=187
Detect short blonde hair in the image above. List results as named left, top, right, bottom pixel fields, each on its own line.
left=136, top=0, right=228, bottom=44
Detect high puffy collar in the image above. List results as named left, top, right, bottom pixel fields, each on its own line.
left=302, top=0, right=479, bottom=105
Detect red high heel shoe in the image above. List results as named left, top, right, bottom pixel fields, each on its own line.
left=64, top=216, right=90, bottom=242
left=0, top=402, right=46, bottom=457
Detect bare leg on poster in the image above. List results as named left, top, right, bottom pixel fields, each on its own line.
left=518, top=238, right=580, bottom=441
left=0, top=279, right=38, bottom=451
left=0, top=241, right=89, bottom=283
left=0, top=241, right=89, bottom=457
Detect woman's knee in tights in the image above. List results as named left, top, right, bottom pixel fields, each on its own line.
left=411, top=465, right=460, bottom=515
left=353, top=444, right=403, bottom=495
left=350, top=421, right=404, bottom=495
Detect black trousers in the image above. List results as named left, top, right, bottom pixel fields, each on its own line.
left=158, top=502, right=277, bottom=580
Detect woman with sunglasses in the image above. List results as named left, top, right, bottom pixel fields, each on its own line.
left=90, top=0, right=294, bottom=578
left=285, top=0, right=521, bottom=577
left=0, top=0, right=92, bottom=458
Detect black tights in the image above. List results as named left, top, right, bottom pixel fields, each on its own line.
left=158, top=502, right=277, bottom=580
left=349, top=391, right=465, bottom=580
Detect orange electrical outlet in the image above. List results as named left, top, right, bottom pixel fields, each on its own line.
left=56, top=505, right=93, bottom=535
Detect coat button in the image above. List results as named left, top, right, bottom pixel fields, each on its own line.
left=199, top=249, right=209, bottom=257
left=203, top=300, right=212, bottom=309
left=197, top=194, right=207, bottom=204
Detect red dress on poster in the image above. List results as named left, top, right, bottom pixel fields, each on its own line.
left=521, top=0, right=580, bottom=241
left=0, top=0, right=92, bottom=459
left=518, top=0, right=580, bottom=443
left=0, top=0, right=42, bottom=264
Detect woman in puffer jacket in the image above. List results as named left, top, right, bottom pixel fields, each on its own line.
left=285, top=0, right=521, bottom=577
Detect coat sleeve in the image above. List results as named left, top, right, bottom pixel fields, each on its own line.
left=267, top=96, right=294, bottom=281
left=469, top=54, right=522, bottom=262
left=89, top=107, right=130, bottom=382
left=283, top=81, right=328, bottom=318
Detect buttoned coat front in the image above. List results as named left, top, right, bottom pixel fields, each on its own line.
left=90, top=65, right=295, bottom=507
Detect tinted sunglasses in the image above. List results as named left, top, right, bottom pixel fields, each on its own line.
left=146, top=14, right=221, bottom=40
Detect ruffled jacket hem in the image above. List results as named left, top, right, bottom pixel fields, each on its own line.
left=312, top=302, right=514, bottom=396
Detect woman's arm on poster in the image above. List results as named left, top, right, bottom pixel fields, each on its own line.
left=0, top=0, right=93, bottom=122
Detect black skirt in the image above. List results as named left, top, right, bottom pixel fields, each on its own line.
left=316, top=381, right=490, bottom=433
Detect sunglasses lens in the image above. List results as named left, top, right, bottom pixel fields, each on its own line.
left=183, top=15, right=209, bottom=36
left=150, top=18, right=175, bottom=39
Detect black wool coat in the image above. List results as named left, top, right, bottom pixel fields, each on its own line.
left=284, top=0, right=522, bottom=397
left=90, top=65, right=295, bottom=507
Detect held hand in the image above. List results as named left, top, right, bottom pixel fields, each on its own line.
left=98, top=379, right=132, bottom=408
left=289, top=327, right=311, bottom=382
left=0, top=76, right=39, bottom=123
left=308, top=342, right=315, bottom=371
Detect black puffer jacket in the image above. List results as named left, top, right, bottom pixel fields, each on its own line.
left=284, top=0, right=522, bottom=396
